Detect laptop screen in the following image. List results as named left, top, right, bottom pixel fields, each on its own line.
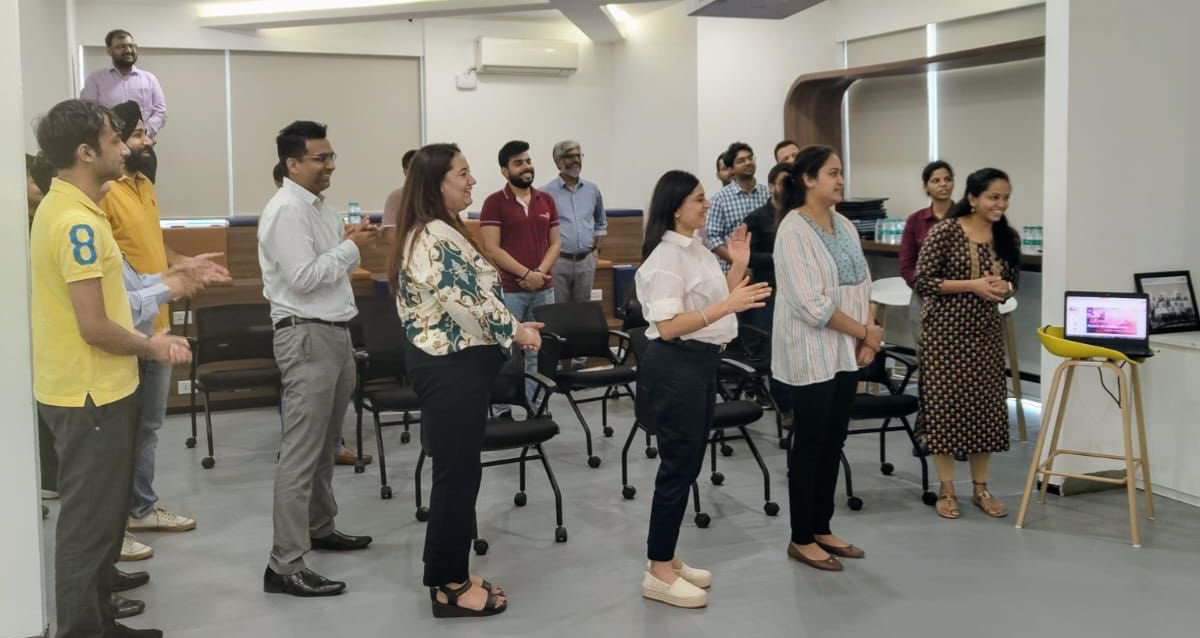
left=1064, top=294, right=1148, bottom=341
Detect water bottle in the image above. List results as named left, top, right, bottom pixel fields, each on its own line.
left=347, top=202, right=362, bottom=225
left=1033, top=225, right=1043, bottom=255
left=1021, top=226, right=1033, bottom=255
left=874, top=218, right=885, bottom=242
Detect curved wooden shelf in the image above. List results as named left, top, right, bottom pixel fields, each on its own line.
left=784, top=36, right=1045, bottom=155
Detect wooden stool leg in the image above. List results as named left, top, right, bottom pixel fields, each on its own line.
left=1131, top=365, right=1155, bottom=520
left=1017, top=362, right=1067, bottom=528
left=1114, top=364, right=1140, bottom=547
left=1004, top=314, right=1027, bottom=441
left=1039, top=364, right=1075, bottom=503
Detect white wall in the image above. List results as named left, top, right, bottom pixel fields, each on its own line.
left=19, top=0, right=72, bottom=152
left=1041, top=0, right=1200, bottom=481
left=4, top=0, right=47, bottom=634
left=609, top=1, right=698, bottom=209
left=695, top=2, right=842, bottom=193
left=422, top=16, right=617, bottom=208
left=831, top=0, right=1043, bottom=42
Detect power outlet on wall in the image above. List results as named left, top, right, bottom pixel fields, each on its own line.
left=590, top=289, right=603, bottom=301
left=177, top=380, right=191, bottom=395
left=172, top=310, right=193, bottom=325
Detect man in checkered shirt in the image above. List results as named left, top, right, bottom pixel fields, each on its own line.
left=705, top=141, right=769, bottom=271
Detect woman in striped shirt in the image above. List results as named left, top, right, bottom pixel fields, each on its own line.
left=773, top=145, right=882, bottom=572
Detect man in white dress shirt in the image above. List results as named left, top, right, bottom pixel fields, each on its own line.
left=258, top=120, right=378, bottom=597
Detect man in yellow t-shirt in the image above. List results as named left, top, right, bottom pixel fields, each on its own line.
left=31, top=99, right=191, bottom=638
left=101, top=101, right=198, bottom=549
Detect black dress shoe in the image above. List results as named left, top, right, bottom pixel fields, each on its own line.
left=110, top=594, right=145, bottom=619
left=107, top=623, right=162, bottom=638
left=112, top=567, right=150, bottom=593
left=263, top=566, right=346, bottom=597
left=310, top=530, right=372, bottom=551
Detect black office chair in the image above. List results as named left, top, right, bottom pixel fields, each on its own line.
left=188, top=303, right=281, bottom=469
left=620, top=327, right=779, bottom=526
left=533, top=301, right=636, bottom=468
left=839, top=348, right=934, bottom=510
left=722, top=323, right=788, bottom=449
left=413, top=352, right=567, bottom=554
left=353, top=294, right=421, bottom=500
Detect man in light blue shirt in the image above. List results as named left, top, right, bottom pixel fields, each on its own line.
left=542, top=140, right=607, bottom=306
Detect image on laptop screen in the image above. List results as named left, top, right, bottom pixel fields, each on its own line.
left=1064, top=294, right=1147, bottom=341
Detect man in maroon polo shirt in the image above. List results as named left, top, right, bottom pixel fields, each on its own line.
left=480, top=140, right=561, bottom=415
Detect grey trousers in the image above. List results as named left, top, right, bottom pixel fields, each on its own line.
left=40, top=392, right=139, bottom=638
left=269, top=323, right=356, bottom=575
left=551, top=253, right=598, bottom=304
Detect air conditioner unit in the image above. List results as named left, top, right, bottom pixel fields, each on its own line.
left=474, top=37, right=579, bottom=76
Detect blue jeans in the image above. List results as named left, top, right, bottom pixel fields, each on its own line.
left=131, top=358, right=172, bottom=518
left=501, top=287, right=555, bottom=412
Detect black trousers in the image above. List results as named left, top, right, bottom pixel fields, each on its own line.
left=784, top=371, right=857, bottom=545
left=407, top=343, right=505, bottom=587
left=39, top=393, right=139, bottom=638
left=637, top=340, right=718, bottom=562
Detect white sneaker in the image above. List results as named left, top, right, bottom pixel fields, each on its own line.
left=120, top=531, right=153, bottom=562
left=642, top=570, right=707, bottom=609
left=647, top=560, right=712, bottom=589
left=128, top=506, right=197, bottom=532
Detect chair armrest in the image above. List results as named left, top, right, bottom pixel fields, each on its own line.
left=609, top=329, right=632, bottom=364
left=882, top=348, right=918, bottom=370
left=353, top=349, right=369, bottom=362
left=719, top=357, right=758, bottom=378
left=537, top=331, right=566, bottom=377
left=524, top=371, right=558, bottom=393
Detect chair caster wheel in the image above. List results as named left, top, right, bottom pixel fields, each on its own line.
left=587, top=456, right=601, bottom=469
left=555, top=527, right=568, bottom=543
left=720, top=444, right=734, bottom=457
left=201, top=457, right=215, bottom=469
left=514, top=492, right=527, bottom=507
left=354, top=462, right=365, bottom=474
left=881, top=462, right=894, bottom=476
left=954, top=452, right=967, bottom=462
left=401, top=431, right=411, bottom=444
left=185, top=437, right=196, bottom=449
left=694, top=513, right=711, bottom=529
left=847, top=497, right=864, bottom=511
left=473, top=539, right=489, bottom=556
left=778, top=438, right=789, bottom=450
left=603, top=427, right=614, bottom=437
left=922, top=491, right=938, bottom=506
left=645, top=447, right=658, bottom=459
left=622, top=485, right=636, bottom=500
left=378, top=485, right=392, bottom=499
left=710, top=472, right=725, bottom=486
left=764, top=501, right=780, bottom=516
left=415, top=506, right=429, bottom=521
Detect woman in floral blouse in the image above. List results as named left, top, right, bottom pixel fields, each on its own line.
left=387, top=143, right=543, bottom=618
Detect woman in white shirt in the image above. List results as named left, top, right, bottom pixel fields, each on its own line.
left=635, top=170, right=771, bottom=608
left=387, top=143, right=543, bottom=618
left=773, top=145, right=882, bottom=572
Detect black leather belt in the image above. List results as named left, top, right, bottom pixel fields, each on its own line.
left=665, top=339, right=727, bottom=353
left=273, top=316, right=349, bottom=331
left=559, top=251, right=594, bottom=261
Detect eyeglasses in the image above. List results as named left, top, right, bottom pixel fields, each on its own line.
left=303, top=153, right=337, bottom=165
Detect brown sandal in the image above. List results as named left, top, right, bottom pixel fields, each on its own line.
left=972, top=482, right=1008, bottom=518
left=936, top=493, right=960, bottom=519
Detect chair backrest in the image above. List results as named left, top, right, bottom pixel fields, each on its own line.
left=870, top=276, right=912, bottom=307
left=728, top=323, right=771, bottom=366
left=489, top=353, right=534, bottom=415
left=533, top=301, right=611, bottom=359
left=194, top=303, right=275, bottom=365
left=355, top=293, right=407, bottom=380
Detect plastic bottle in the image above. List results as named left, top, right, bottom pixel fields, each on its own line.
left=347, top=202, right=362, bottom=225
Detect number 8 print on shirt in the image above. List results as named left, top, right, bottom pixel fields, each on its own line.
left=69, top=224, right=97, bottom=265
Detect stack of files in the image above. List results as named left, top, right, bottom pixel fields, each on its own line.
left=836, top=197, right=888, bottom=238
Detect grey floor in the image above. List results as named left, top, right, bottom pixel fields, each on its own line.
left=41, top=389, right=1200, bottom=638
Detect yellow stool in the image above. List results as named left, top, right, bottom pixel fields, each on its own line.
left=1015, top=326, right=1154, bottom=546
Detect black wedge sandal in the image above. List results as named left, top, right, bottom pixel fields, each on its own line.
left=430, top=581, right=507, bottom=618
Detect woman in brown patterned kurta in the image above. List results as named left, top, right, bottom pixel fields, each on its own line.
left=914, top=168, right=1020, bottom=520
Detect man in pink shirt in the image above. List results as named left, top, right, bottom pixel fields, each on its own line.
left=379, top=148, right=417, bottom=244
left=81, top=29, right=166, bottom=181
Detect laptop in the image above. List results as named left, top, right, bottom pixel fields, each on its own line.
left=1063, top=291, right=1154, bottom=358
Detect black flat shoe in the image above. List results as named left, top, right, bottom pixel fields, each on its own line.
left=430, top=581, right=506, bottom=618
left=107, top=623, right=162, bottom=638
left=310, top=530, right=373, bottom=551
left=112, top=567, right=150, bottom=593
left=110, top=594, right=145, bottom=619
left=263, top=566, right=346, bottom=597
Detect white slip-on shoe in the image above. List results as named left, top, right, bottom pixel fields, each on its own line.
left=128, top=506, right=197, bottom=532
left=642, top=571, right=707, bottom=609
left=647, top=561, right=712, bottom=589
left=120, top=531, right=154, bottom=562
